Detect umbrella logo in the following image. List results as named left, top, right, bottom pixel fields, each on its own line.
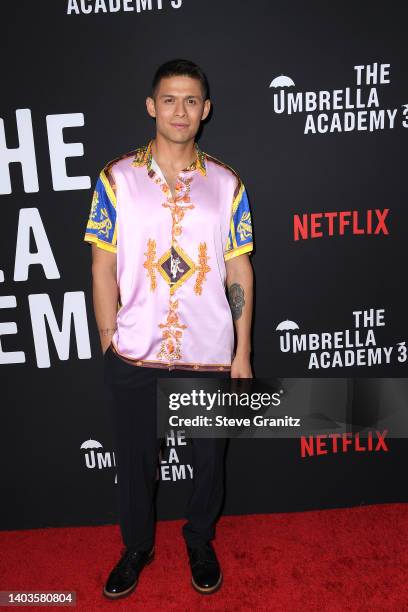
left=276, top=320, right=300, bottom=331
left=80, top=438, right=117, bottom=483
left=269, top=75, right=295, bottom=88
left=80, top=439, right=102, bottom=450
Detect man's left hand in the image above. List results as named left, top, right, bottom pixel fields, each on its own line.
left=230, top=354, right=253, bottom=378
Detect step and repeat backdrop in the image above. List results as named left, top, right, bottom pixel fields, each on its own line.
left=1, top=0, right=407, bottom=530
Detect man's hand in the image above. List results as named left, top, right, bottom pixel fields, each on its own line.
left=230, top=352, right=253, bottom=378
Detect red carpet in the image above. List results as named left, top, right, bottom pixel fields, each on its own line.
left=1, top=504, right=408, bottom=611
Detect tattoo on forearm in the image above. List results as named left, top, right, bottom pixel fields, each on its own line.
left=228, top=283, right=245, bottom=320
left=99, top=327, right=117, bottom=337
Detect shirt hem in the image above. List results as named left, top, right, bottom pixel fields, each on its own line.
left=84, top=234, right=117, bottom=253
left=224, top=242, right=253, bottom=261
left=110, top=341, right=231, bottom=372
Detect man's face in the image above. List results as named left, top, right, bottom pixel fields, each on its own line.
left=146, top=75, right=211, bottom=144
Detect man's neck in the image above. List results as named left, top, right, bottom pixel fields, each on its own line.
left=151, top=134, right=197, bottom=171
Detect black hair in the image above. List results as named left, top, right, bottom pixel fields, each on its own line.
left=151, top=59, right=210, bottom=100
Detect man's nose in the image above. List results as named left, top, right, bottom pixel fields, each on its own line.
left=174, top=101, right=186, bottom=117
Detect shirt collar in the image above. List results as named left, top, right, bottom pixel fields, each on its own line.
left=132, top=139, right=207, bottom=176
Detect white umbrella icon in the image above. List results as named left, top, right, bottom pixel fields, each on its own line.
left=276, top=320, right=299, bottom=331
left=269, top=75, right=295, bottom=88
left=80, top=439, right=103, bottom=450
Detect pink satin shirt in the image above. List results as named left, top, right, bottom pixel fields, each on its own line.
left=84, top=139, right=253, bottom=371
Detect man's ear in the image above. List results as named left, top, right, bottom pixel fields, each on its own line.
left=146, top=96, right=156, bottom=118
left=201, top=99, right=211, bottom=121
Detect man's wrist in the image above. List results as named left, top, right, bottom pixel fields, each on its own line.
left=234, top=346, right=251, bottom=358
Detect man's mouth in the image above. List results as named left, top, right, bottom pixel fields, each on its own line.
left=171, top=123, right=189, bottom=129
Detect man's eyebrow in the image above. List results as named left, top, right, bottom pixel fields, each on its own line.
left=159, top=94, right=202, bottom=99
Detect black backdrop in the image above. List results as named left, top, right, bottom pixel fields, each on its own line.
left=1, top=0, right=407, bottom=530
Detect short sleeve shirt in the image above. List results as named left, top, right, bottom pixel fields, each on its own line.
left=84, top=139, right=254, bottom=371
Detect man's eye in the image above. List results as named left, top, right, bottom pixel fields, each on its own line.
left=187, top=99, right=197, bottom=104
left=164, top=98, right=174, bottom=103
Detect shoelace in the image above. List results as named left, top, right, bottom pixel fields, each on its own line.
left=115, top=547, right=143, bottom=572
left=189, top=544, right=218, bottom=568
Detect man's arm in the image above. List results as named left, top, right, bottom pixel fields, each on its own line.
left=91, top=244, right=119, bottom=354
left=226, top=253, right=253, bottom=378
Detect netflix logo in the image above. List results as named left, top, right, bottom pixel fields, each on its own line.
left=300, top=430, right=388, bottom=458
left=293, top=209, right=389, bottom=241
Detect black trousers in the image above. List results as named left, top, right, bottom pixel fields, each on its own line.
left=103, top=345, right=229, bottom=551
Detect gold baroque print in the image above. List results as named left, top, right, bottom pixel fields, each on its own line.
left=90, top=190, right=99, bottom=219
left=163, top=200, right=195, bottom=243
left=237, top=211, right=252, bottom=241
left=157, top=244, right=195, bottom=295
left=161, top=176, right=195, bottom=244
left=145, top=241, right=211, bottom=295
left=143, top=238, right=157, bottom=291
left=131, top=141, right=153, bottom=169
left=86, top=207, right=112, bottom=238
left=194, top=242, right=211, bottom=296
left=156, top=298, right=187, bottom=361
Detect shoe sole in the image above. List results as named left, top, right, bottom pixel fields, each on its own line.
left=102, top=549, right=155, bottom=600
left=191, top=571, right=223, bottom=595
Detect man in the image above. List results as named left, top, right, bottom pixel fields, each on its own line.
left=84, top=59, right=254, bottom=599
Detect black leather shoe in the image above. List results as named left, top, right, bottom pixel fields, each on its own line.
left=103, top=545, right=154, bottom=599
left=187, top=542, right=222, bottom=594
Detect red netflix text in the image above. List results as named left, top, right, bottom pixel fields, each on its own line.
left=293, top=209, right=389, bottom=240
left=300, top=430, right=388, bottom=458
